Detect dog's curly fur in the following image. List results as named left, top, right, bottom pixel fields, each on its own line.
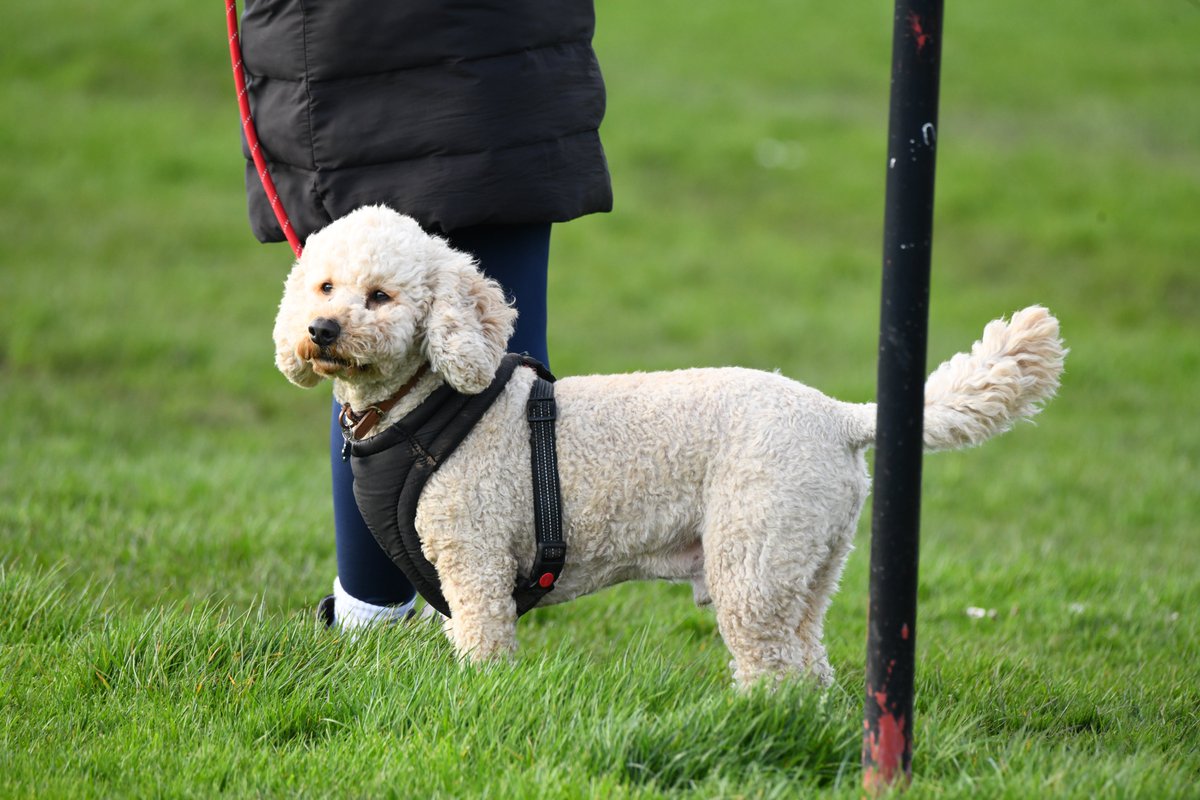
left=274, top=205, right=1066, bottom=685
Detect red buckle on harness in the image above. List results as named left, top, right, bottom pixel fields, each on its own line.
left=538, top=572, right=556, bottom=589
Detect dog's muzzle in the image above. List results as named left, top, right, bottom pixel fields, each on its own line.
left=299, top=317, right=356, bottom=374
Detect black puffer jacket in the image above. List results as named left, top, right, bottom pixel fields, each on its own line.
left=239, top=0, right=612, bottom=241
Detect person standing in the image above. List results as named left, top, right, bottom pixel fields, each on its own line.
left=236, top=0, right=611, bottom=628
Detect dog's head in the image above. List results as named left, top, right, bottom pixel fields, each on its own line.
left=272, top=205, right=516, bottom=395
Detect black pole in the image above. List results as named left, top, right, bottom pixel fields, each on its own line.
left=863, top=0, right=944, bottom=792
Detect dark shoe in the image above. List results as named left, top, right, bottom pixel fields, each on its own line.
left=316, top=594, right=335, bottom=628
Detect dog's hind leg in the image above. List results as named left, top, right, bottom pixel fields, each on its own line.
left=790, top=529, right=856, bottom=686
left=702, top=457, right=866, bottom=688
left=791, top=466, right=867, bottom=686
left=704, top=507, right=833, bottom=687
left=706, top=551, right=808, bottom=686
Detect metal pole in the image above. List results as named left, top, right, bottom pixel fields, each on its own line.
left=863, top=0, right=944, bottom=792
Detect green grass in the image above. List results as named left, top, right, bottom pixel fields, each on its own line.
left=2, top=0, right=1198, bottom=796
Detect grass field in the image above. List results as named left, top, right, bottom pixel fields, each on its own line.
left=2, top=0, right=1198, bottom=796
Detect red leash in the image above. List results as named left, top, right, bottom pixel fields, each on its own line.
left=225, top=0, right=303, bottom=257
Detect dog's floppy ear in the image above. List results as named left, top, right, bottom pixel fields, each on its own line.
left=273, top=261, right=322, bottom=388
left=422, top=245, right=516, bottom=395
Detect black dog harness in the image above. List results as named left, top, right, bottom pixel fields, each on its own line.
left=344, top=354, right=565, bottom=618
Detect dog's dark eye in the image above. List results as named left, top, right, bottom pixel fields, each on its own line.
left=368, top=290, right=391, bottom=306
left=320, top=282, right=333, bottom=295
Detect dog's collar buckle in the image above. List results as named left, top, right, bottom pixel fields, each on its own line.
left=338, top=364, right=429, bottom=446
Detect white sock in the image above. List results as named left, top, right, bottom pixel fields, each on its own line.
left=332, top=577, right=416, bottom=630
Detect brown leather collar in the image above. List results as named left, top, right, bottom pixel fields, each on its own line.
left=338, top=364, right=429, bottom=441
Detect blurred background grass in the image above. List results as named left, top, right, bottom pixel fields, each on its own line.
left=0, top=0, right=1197, bottom=765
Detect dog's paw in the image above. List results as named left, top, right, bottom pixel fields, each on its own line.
left=450, top=620, right=518, bottom=663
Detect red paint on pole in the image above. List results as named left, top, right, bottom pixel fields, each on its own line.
left=908, top=11, right=930, bottom=54
left=901, top=623, right=910, bottom=640
left=864, top=692, right=909, bottom=791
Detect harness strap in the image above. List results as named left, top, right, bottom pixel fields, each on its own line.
left=349, top=354, right=566, bottom=619
left=521, top=375, right=566, bottom=607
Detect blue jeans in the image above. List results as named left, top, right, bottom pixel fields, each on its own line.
left=330, top=223, right=551, bottom=606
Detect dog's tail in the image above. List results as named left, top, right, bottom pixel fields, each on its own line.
left=842, top=305, right=1066, bottom=452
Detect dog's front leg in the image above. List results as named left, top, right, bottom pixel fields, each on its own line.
left=437, top=552, right=520, bottom=663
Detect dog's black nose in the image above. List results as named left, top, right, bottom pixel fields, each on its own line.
left=308, top=317, right=341, bottom=347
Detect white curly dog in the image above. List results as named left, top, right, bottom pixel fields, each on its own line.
left=274, top=205, right=1065, bottom=685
